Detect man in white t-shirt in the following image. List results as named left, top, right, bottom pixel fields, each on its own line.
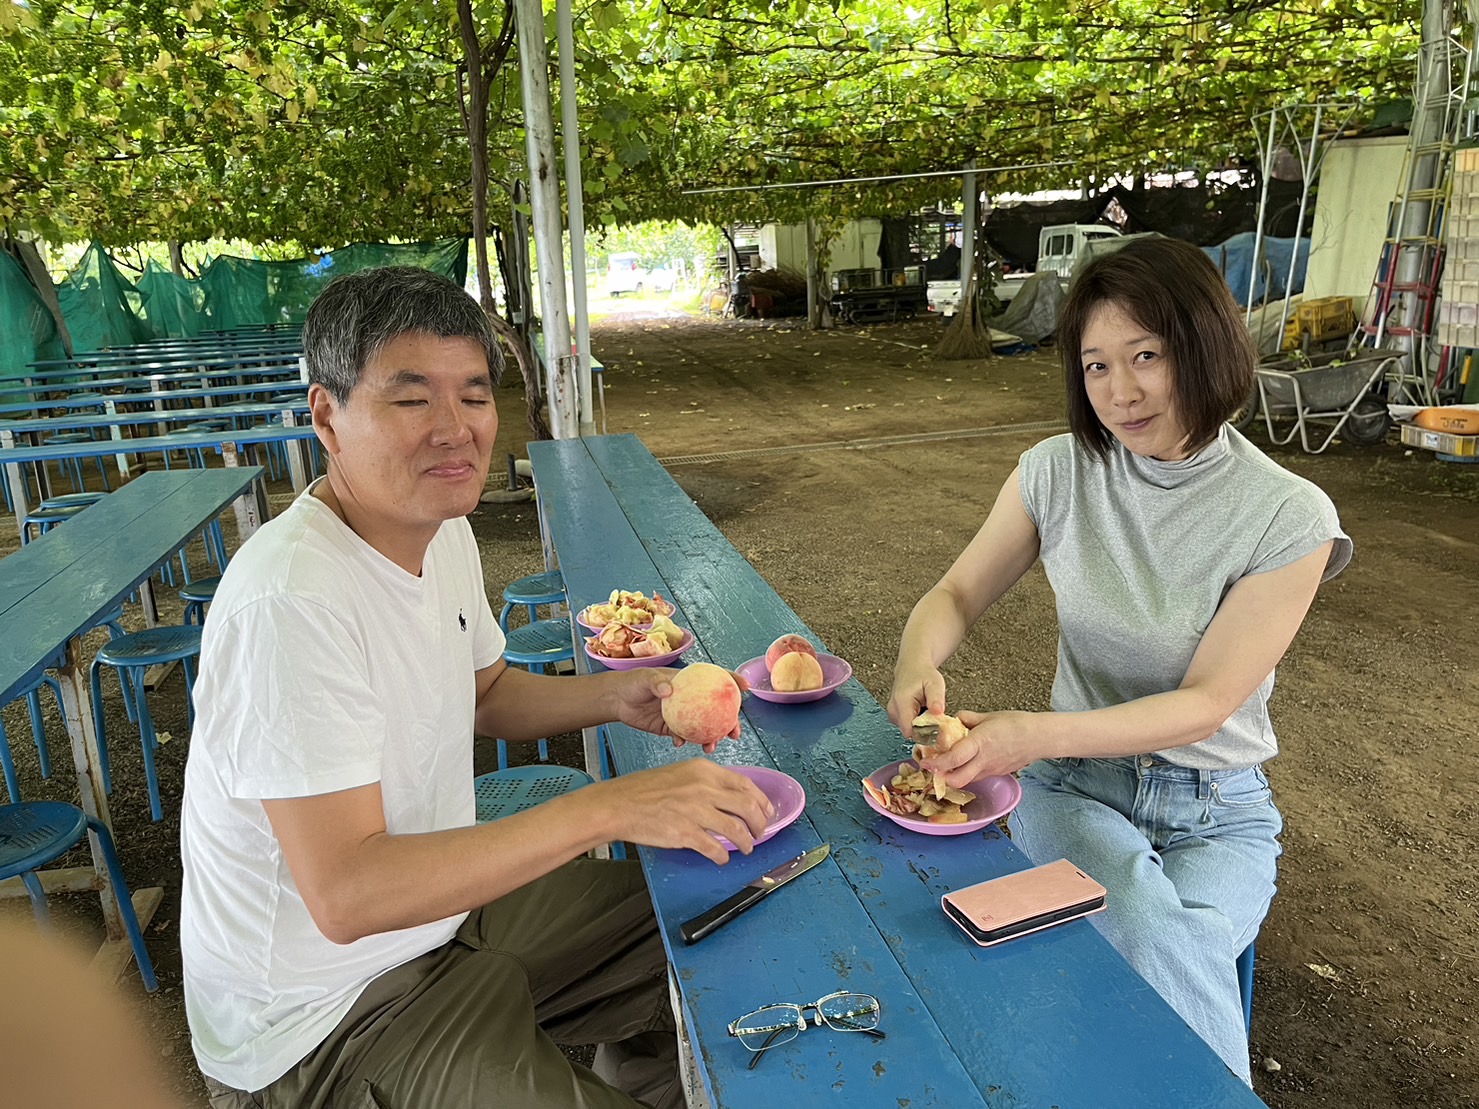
left=180, top=266, right=773, bottom=1109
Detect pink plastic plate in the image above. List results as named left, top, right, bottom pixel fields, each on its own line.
left=575, top=606, right=654, bottom=634
left=583, top=628, right=694, bottom=670
left=861, top=759, right=1022, bottom=836
left=714, top=765, right=807, bottom=851
left=734, top=653, right=852, bottom=704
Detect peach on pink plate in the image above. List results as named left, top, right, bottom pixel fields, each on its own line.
left=735, top=653, right=851, bottom=704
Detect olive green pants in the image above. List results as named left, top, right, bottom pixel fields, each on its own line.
left=203, top=858, right=680, bottom=1109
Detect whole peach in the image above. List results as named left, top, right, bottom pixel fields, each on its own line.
left=765, top=634, right=818, bottom=672
left=661, top=662, right=743, bottom=744
left=770, top=651, right=824, bottom=692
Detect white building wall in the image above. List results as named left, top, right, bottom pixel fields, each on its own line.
left=1305, top=135, right=1408, bottom=304
left=760, top=219, right=883, bottom=273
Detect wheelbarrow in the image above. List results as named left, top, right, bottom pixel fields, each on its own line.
left=1238, top=348, right=1400, bottom=454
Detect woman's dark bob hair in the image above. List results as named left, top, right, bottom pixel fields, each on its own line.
left=1057, top=236, right=1256, bottom=461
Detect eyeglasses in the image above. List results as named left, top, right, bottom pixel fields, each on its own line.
left=727, top=991, right=884, bottom=1069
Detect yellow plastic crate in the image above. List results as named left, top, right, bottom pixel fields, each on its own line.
left=1283, top=296, right=1355, bottom=350
left=1401, top=422, right=1479, bottom=457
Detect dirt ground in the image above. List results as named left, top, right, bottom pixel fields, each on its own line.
left=2, top=309, right=1476, bottom=1108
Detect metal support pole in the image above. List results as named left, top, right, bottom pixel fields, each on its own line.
left=1275, top=105, right=1323, bottom=346
left=515, top=0, right=578, bottom=439
left=961, top=159, right=977, bottom=287
left=805, top=217, right=819, bottom=328
left=1247, top=110, right=1278, bottom=319
left=557, top=0, right=594, bottom=437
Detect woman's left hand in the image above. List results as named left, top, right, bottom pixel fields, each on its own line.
left=916, top=709, right=1038, bottom=786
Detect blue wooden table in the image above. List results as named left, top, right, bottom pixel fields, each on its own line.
left=1, top=421, right=317, bottom=542
left=1, top=362, right=303, bottom=401
left=21, top=346, right=302, bottom=379
left=0, top=468, right=263, bottom=979
left=0, top=378, right=306, bottom=418
left=527, top=434, right=1267, bottom=1109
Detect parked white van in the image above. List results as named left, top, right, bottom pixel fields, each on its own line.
left=928, top=223, right=1122, bottom=317
left=607, top=251, right=644, bottom=295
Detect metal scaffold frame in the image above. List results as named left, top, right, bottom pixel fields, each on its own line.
left=1245, top=102, right=1360, bottom=342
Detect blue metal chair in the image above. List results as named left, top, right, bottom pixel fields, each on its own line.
left=498, top=617, right=576, bottom=770
left=472, top=764, right=594, bottom=823
left=499, top=570, right=567, bottom=634
left=1236, top=941, right=1255, bottom=1034
left=0, top=801, right=157, bottom=991
left=89, top=624, right=203, bottom=822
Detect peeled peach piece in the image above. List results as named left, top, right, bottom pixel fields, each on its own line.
left=661, top=663, right=743, bottom=744
left=770, top=651, right=824, bottom=692
left=765, top=634, right=818, bottom=672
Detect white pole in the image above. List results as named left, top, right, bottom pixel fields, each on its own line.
left=961, top=159, right=976, bottom=289
left=514, top=0, right=578, bottom=439
left=556, top=0, right=594, bottom=437
left=1246, top=109, right=1278, bottom=320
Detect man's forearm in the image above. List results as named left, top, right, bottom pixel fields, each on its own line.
left=474, top=665, right=621, bottom=740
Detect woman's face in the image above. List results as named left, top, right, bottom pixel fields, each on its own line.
left=1078, top=300, right=1190, bottom=461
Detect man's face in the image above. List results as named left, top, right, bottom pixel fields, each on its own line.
left=311, top=332, right=498, bottom=546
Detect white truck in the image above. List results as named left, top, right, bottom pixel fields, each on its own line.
left=928, top=222, right=1123, bottom=317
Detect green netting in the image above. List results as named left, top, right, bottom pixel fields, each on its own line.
left=56, top=239, right=153, bottom=352
left=197, top=239, right=469, bottom=329
left=0, top=249, right=65, bottom=382
left=134, top=259, right=206, bottom=338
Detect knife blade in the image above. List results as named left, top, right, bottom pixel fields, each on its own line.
left=680, top=843, right=831, bottom=945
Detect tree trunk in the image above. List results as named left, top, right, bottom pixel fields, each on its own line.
left=458, top=0, right=552, bottom=440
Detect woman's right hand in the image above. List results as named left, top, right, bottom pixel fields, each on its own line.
left=887, top=662, right=948, bottom=739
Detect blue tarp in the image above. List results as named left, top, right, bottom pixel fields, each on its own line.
left=1203, top=231, right=1310, bottom=307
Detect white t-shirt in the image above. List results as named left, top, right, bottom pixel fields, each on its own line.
left=179, top=485, right=503, bottom=1091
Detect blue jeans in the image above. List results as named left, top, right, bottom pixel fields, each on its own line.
left=1009, top=756, right=1282, bottom=1085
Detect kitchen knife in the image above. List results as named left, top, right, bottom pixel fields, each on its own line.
left=680, top=843, right=831, bottom=945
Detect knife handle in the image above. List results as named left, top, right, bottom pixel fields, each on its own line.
left=680, top=885, right=768, bottom=945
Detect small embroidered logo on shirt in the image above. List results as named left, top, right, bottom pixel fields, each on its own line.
left=458, top=610, right=467, bottom=632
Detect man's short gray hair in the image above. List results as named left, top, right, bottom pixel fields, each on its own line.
left=302, top=266, right=502, bottom=402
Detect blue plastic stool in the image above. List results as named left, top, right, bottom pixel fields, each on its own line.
left=157, top=430, right=212, bottom=471
left=472, top=764, right=594, bottom=823
left=40, top=431, right=111, bottom=492
left=0, top=606, right=129, bottom=801
left=1236, top=941, right=1255, bottom=1034
left=37, top=491, right=107, bottom=510
left=0, top=801, right=157, bottom=991
left=498, top=618, right=576, bottom=770
left=156, top=517, right=228, bottom=587
left=20, top=502, right=87, bottom=544
left=180, top=576, right=221, bottom=625
left=499, top=570, right=567, bottom=634
left=89, top=625, right=203, bottom=822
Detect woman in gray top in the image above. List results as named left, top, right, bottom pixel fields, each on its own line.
left=889, top=237, right=1351, bottom=1084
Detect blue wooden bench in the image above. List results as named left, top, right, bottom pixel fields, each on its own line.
left=528, top=434, right=1267, bottom=1108
left=0, top=467, right=263, bottom=981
